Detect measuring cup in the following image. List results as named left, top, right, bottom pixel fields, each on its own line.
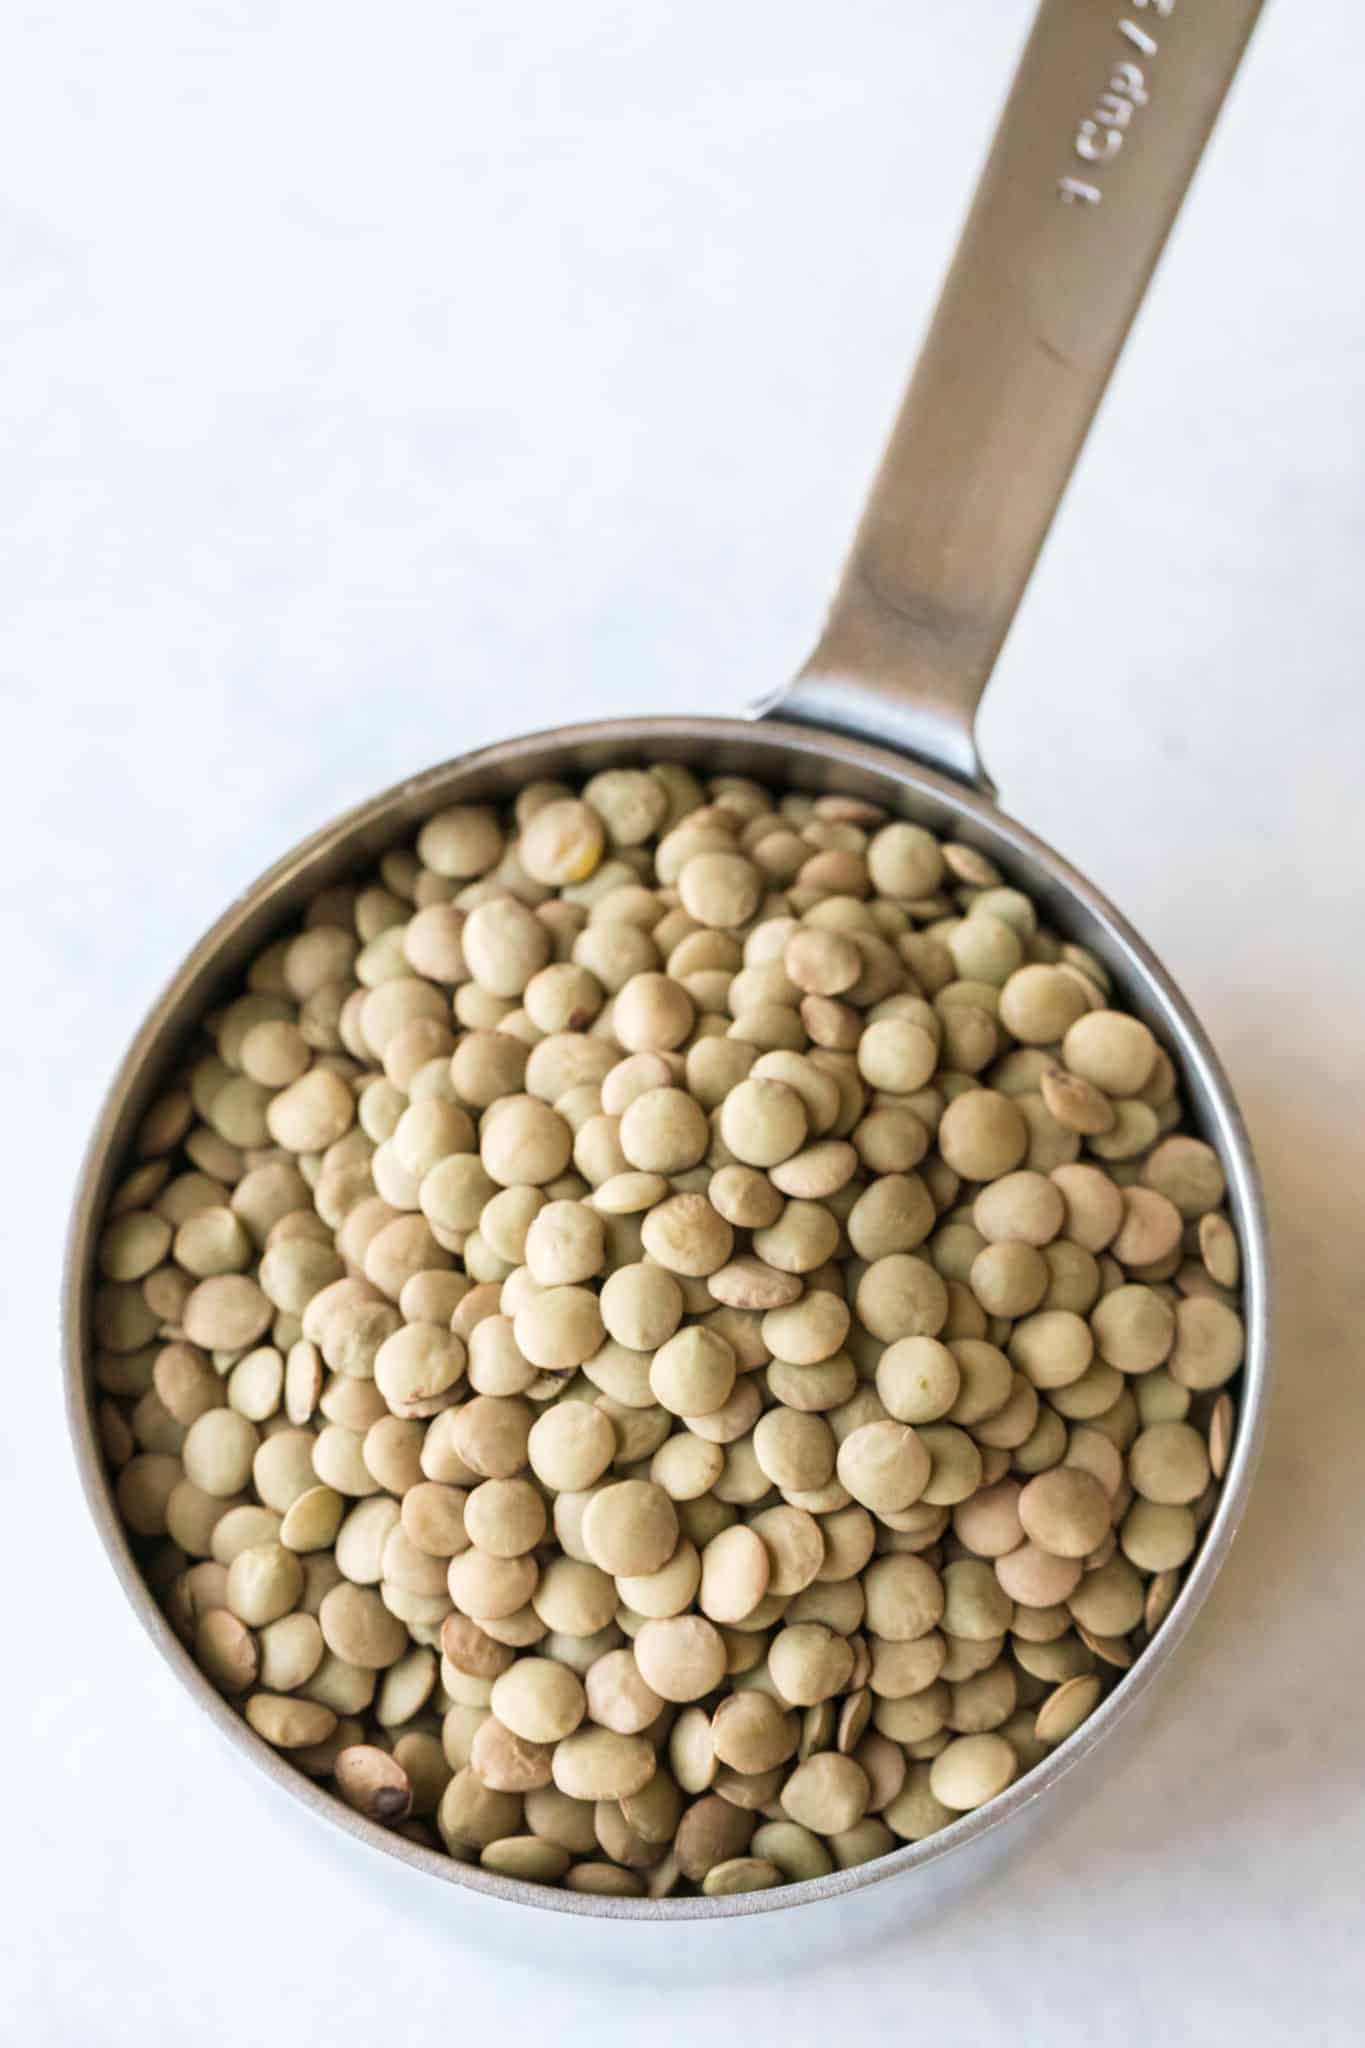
left=65, top=0, right=1270, bottom=1919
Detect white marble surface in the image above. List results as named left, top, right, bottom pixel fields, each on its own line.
left=4, top=2, right=1364, bottom=2041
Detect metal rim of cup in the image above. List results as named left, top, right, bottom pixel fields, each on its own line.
left=63, top=714, right=1271, bottom=1921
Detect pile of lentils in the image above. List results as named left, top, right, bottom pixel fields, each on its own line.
left=94, top=765, right=1244, bottom=1901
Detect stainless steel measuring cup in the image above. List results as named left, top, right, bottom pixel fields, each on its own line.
left=64, top=0, right=1269, bottom=1919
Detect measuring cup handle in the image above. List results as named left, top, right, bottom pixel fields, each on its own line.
left=760, top=0, right=1263, bottom=791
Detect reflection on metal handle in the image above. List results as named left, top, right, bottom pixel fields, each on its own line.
left=763, top=0, right=1263, bottom=789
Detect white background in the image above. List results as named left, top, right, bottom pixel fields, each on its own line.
left=4, top=2, right=1363, bottom=2042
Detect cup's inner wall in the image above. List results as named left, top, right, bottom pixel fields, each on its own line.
left=64, top=715, right=1268, bottom=1920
